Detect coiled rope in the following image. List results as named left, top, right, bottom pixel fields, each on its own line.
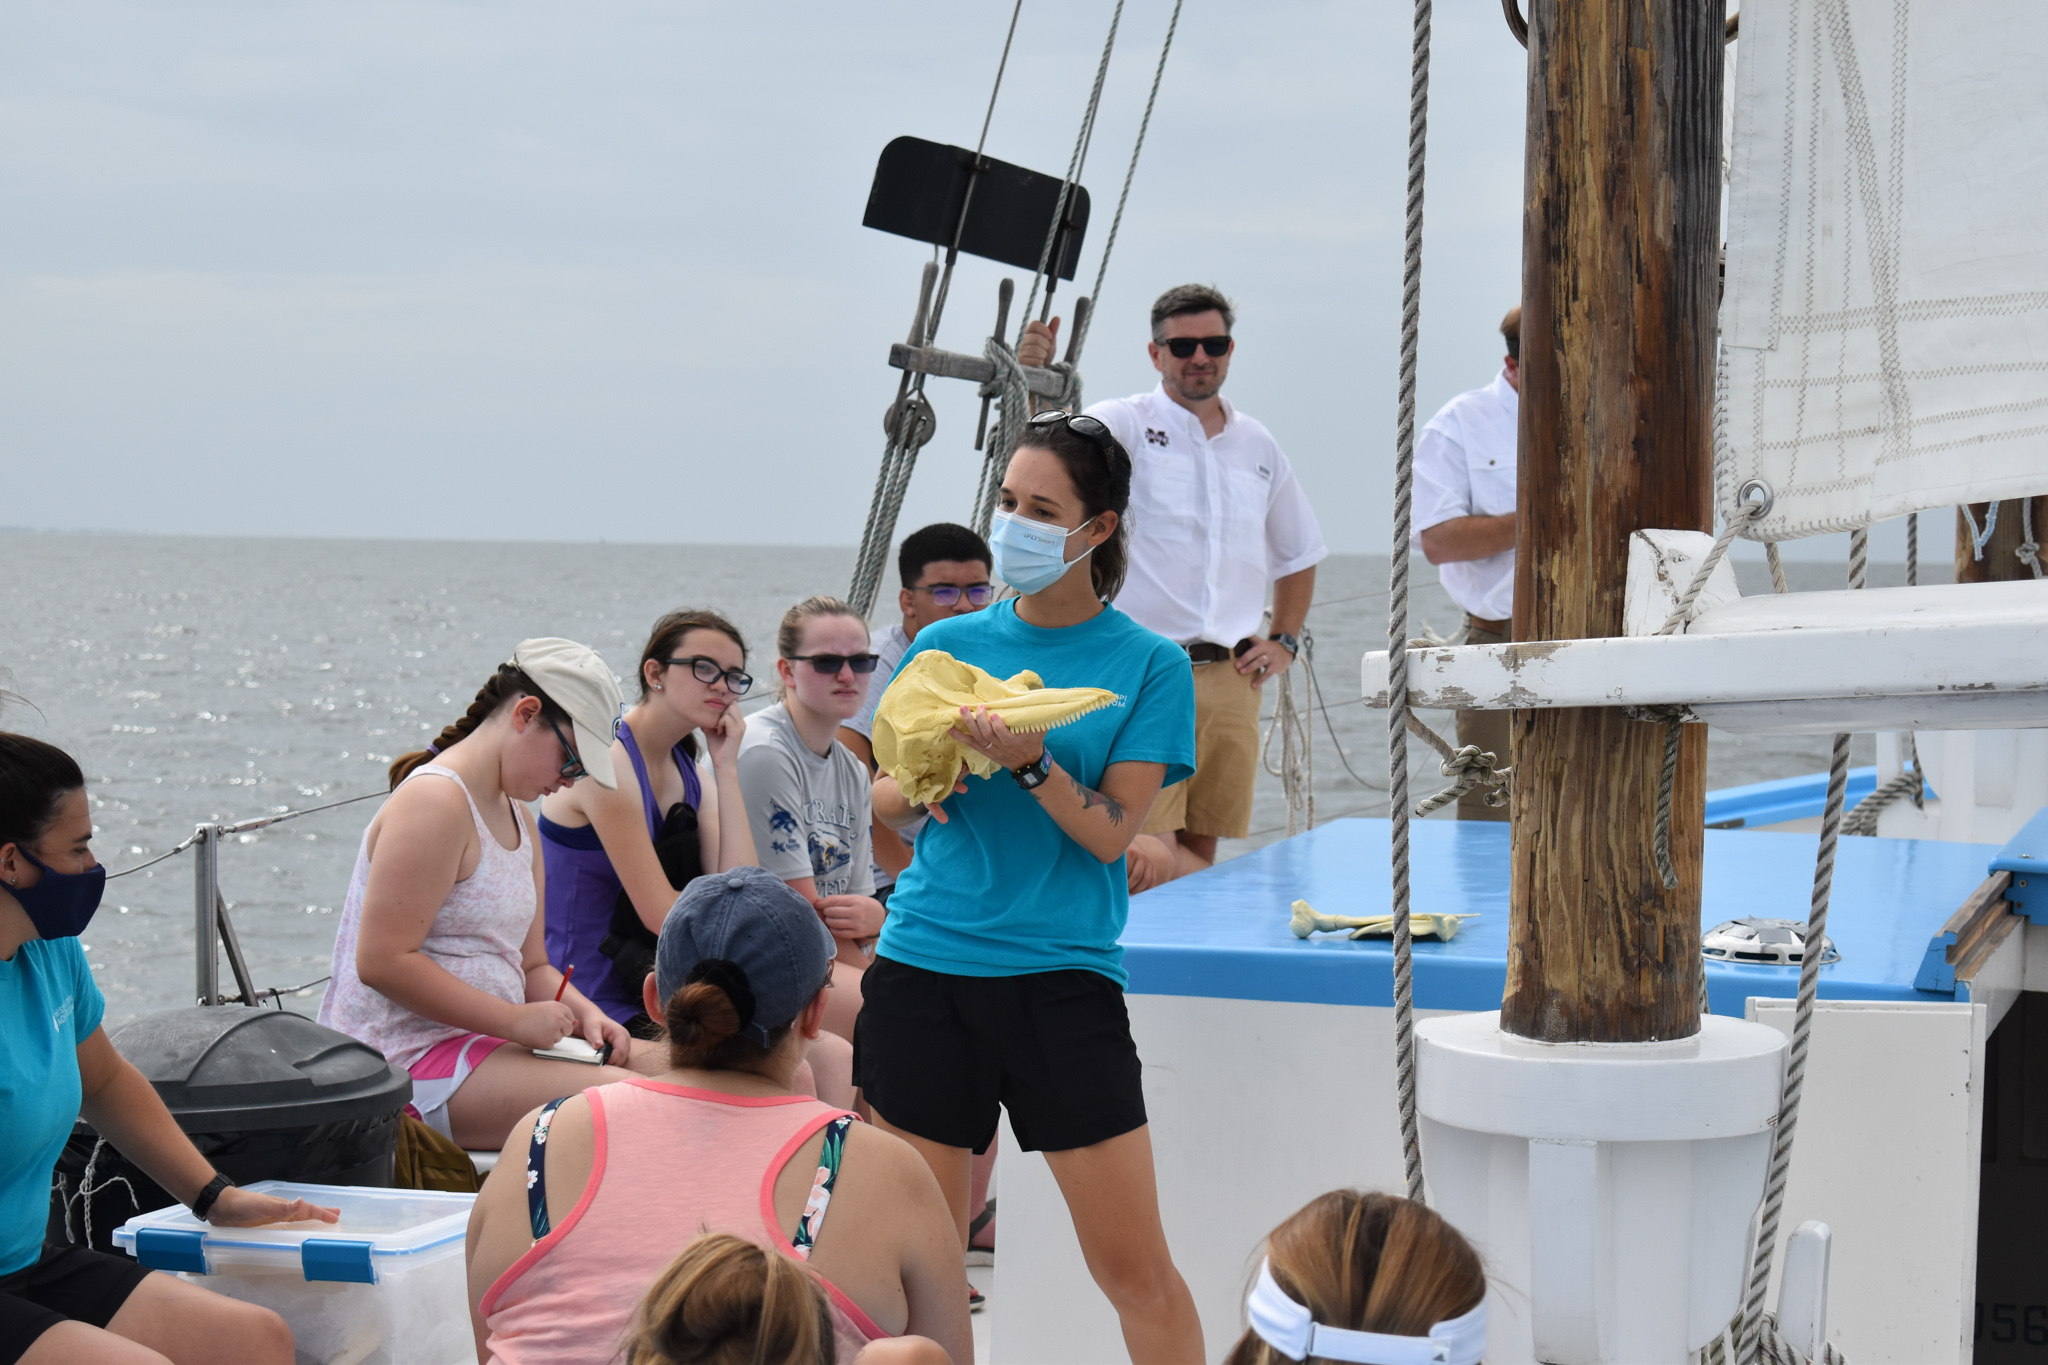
left=1736, top=528, right=1865, bottom=1365
left=1260, top=630, right=1316, bottom=838
left=1385, top=0, right=1433, bottom=1206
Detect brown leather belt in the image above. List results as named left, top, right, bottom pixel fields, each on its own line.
left=1183, top=641, right=1235, bottom=664
left=1465, top=614, right=1510, bottom=636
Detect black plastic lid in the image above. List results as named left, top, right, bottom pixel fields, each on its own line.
left=106, top=1006, right=413, bottom=1133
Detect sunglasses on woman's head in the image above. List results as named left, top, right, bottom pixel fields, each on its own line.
left=787, top=653, right=882, bottom=675
left=1026, top=409, right=1116, bottom=453
left=660, top=655, right=754, bottom=695
left=913, top=583, right=995, bottom=607
left=1162, top=335, right=1231, bottom=359
left=545, top=717, right=587, bottom=782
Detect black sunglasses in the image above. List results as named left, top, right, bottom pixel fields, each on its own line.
left=1026, top=409, right=1116, bottom=454
left=545, top=717, right=587, bottom=782
left=660, top=655, right=754, bottom=696
left=787, top=653, right=881, bottom=675
left=1162, top=335, right=1231, bottom=359
left=913, top=583, right=995, bottom=607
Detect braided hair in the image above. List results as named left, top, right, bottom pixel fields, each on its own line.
left=387, top=663, right=571, bottom=789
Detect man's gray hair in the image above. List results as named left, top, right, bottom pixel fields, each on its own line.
left=1150, top=284, right=1236, bottom=341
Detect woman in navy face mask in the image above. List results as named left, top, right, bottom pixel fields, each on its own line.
left=0, top=732, right=338, bottom=1365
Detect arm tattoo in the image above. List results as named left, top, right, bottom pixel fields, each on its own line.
left=1067, top=773, right=1126, bottom=825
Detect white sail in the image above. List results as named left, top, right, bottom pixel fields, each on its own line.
left=1720, top=0, right=2048, bottom=541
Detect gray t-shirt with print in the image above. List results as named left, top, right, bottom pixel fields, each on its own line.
left=737, top=702, right=876, bottom=898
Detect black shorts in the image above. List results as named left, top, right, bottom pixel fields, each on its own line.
left=853, top=955, right=1147, bottom=1155
left=0, top=1241, right=152, bottom=1363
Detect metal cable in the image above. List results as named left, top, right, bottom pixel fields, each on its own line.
left=105, top=789, right=386, bottom=880
left=1739, top=529, right=1865, bottom=1365
left=924, top=0, right=1027, bottom=347
left=104, top=830, right=201, bottom=881
left=1017, top=1, right=1126, bottom=337
left=1386, top=0, right=1433, bottom=1206
left=1070, top=0, right=1185, bottom=365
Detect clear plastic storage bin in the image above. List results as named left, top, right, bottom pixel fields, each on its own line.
left=113, top=1181, right=474, bottom=1365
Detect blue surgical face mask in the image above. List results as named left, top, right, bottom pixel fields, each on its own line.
left=989, top=510, right=1098, bottom=596
left=11, top=849, right=106, bottom=940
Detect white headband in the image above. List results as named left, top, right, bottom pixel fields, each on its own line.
left=1246, top=1259, right=1487, bottom=1365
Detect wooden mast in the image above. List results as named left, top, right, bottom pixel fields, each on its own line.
left=1955, top=498, right=2048, bottom=584
left=1502, top=0, right=1725, bottom=1042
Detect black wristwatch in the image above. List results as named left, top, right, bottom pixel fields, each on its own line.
left=191, top=1172, right=235, bottom=1221
left=1011, top=752, right=1052, bottom=790
left=1269, top=631, right=1301, bottom=658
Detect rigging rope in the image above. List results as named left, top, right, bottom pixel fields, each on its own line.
left=1385, top=0, right=1433, bottom=1206
left=1015, top=3, right=1124, bottom=340
left=1069, top=0, right=1185, bottom=365
left=922, top=0, right=1027, bottom=348
left=1738, top=528, right=1866, bottom=1365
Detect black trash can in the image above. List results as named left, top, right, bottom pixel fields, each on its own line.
left=50, top=1006, right=412, bottom=1252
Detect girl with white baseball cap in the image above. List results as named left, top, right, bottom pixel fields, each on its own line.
left=320, top=638, right=657, bottom=1152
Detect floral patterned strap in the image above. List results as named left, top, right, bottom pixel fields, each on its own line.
left=527, top=1096, right=570, bottom=1242
left=789, top=1115, right=856, bottom=1260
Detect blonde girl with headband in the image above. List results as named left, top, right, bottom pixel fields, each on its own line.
left=1228, top=1190, right=1486, bottom=1365
left=321, top=639, right=652, bottom=1152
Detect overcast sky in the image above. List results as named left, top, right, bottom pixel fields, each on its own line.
left=0, top=2, right=1897, bottom=562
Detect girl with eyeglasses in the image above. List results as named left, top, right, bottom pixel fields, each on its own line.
left=536, top=611, right=855, bottom=1108
left=862, top=413, right=1205, bottom=1358
left=321, top=640, right=651, bottom=1153
left=736, top=597, right=889, bottom=1046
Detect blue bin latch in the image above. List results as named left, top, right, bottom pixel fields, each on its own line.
left=301, top=1238, right=377, bottom=1285
left=135, top=1226, right=209, bottom=1275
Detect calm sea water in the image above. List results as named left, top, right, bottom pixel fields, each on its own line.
left=2, top=531, right=1889, bottom=1029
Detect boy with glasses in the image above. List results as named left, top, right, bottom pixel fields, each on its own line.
left=839, top=523, right=995, bottom=902
left=1021, top=284, right=1325, bottom=888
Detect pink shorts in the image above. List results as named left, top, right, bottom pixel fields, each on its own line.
left=405, top=1032, right=509, bottom=1140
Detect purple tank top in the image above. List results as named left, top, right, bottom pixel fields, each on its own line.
left=541, top=719, right=701, bottom=1023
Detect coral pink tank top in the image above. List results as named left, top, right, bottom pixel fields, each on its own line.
left=480, top=1079, right=887, bottom=1365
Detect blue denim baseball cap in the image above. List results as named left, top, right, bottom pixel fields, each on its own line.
left=653, top=866, right=835, bottom=1046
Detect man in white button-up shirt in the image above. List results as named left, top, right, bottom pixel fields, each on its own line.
left=1023, top=284, right=1326, bottom=886
left=1412, top=306, right=1520, bottom=821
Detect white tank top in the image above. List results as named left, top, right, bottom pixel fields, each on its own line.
left=319, top=764, right=534, bottom=1069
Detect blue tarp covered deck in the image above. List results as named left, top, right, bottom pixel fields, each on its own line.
left=1121, top=819, right=2000, bottom=1015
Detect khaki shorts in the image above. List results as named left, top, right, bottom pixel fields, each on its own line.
left=1143, top=658, right=1263, bottom=840
left=1455, top=617, right=1511, bottom=823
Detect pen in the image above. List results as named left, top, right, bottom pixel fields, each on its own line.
left=554, top=964, right=574, bottom=1002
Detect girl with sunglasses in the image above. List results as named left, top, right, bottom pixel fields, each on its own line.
left=321, top=640, right=650, bottom=1152
left=736, top=597, right=888, bottom=1045
left=862, top=411, right=1204, bottom=1359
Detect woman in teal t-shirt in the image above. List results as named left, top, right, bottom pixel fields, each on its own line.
left=0, top=732, right=337, bottom=1364
left=862, top=412, right=1204, bottom=1360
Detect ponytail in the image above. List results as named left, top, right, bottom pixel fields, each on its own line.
left=664, top=978, right=781, bottom=1071
left=388, top=663, right=570, bottom=789
left=621, top=1231, right=834, bottom=1365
